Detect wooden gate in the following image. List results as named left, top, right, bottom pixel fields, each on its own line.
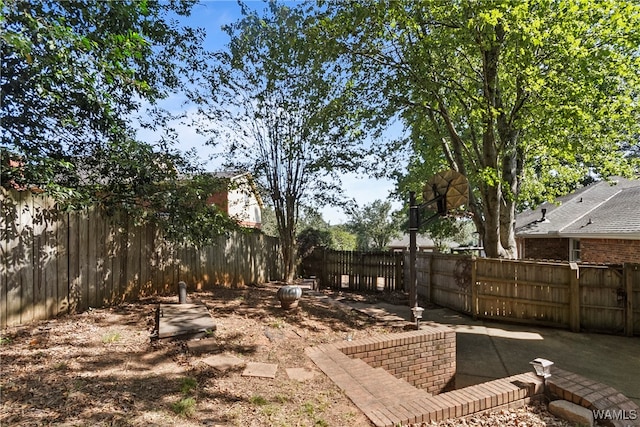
left=474, top=258, right=571, bottom=328
left=579, top=264, right=625, bottom=334
left=301, top=249, right=404, bottom=291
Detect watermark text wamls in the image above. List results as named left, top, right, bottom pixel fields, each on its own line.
left=593, top=409, right=638, bottom=421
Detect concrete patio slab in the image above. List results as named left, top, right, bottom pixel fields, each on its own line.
left=201, top=354, right=245, bottom=372
left=242, top=362, right=278, bottom=378
left=416, top=306, right=640, bottom=406
left=157, top=303, right=216, bottom=339
left=186, top=338, right=220, bottom=355
left=333, top=299, right=640, bottom=406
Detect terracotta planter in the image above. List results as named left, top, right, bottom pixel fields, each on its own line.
left=276, top=285, right=302, bottom=309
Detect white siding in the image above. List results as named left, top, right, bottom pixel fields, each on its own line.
left=227, top=175, right=261, bottom=227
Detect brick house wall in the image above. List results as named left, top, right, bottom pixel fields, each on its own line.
left=206, top=192, right=228, bottom=212
left=520, top=237, right=640, bottom=263
left=206, top=178, right=262, bottom=229
left=520, top=238, right=570, bottom=261
left=580, top=239, right=640, bottom=263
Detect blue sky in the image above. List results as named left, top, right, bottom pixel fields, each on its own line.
left=138, top=0, right=404, bottom=224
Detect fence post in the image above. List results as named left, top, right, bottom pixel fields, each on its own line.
left=395, top=252, right=403, bottom=292
left=409, top=191, right=418, bottom=309
left=569, top=262, right=580, bottom=332
left=321, top=248, right=328, bottom=288
left=624, top=263, right=635, bottom=337
left=428, top=254, right=434, bottom=303
left=471, top=256, right=478, bottom=320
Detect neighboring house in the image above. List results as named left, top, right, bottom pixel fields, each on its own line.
left=515, top=177, right=640, bottom=263
left=1, top=154, right=264, bottom=229
left=207, top=171, right=262, bottom=229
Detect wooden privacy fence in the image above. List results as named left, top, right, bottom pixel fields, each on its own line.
left=1, top=190, right=282, bottom=327
left=411, top=253, right=640, bottom=336
left=302, top=248, right=404, bottom=291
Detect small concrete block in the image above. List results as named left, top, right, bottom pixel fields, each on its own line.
left=158, top=303, right=216, bottom=339
left=187, top=338, right=220, bottom=355
left=286, top=367, right=315, bottom=382
left=201, top=354, right=245, bottom=372
left=549, top=400, right=594, bottom=427
left=242, top=362, right=278, bottom=378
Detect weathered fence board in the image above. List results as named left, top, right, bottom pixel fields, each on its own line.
left=580, top=265, right=625, bottom=334
left=475, top=258, right=571, bottom=328
left=303, top=249, right=403, bottom=292
left=4, top=190, right=638, bottom=334
left=410, top=253, right=638, bottom=336
left=1, top=190, right=282, bottom=327
left=308, top=248, right=638, bottom=335
left=406, top=253, right=473, bottom=313
left=626, top=264, right=640, bottom=336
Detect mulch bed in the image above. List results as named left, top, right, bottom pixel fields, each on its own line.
left=1, top=284, right=570, bottom=426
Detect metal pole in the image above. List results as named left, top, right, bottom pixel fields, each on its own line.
left=409, top=191, right=418, bottom=317
left=178, top=281, right=187, bottom=304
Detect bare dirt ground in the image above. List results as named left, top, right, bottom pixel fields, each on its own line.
left=1, top=284, right=570, bottom=427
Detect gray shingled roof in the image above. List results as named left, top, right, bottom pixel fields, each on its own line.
left=515, top=177, right=640, bottom=238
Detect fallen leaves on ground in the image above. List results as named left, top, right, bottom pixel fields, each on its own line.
left=1, top=284, right=570, bottom=426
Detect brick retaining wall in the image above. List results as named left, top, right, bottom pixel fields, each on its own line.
left=307, top=327, right=638, bottom=427
left=306, top=327, right=545, bottom=427
left=547, top=367, right=640, bottom=427
left=332, top=325, right=456, bottom=394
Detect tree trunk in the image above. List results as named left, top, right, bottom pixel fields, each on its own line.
left=479, top=25, right=517, bottom=259
left=480, top=180, right=507, bottom=258
left=499, top=151, right=518, bottom=259
left=274, top=195, right=298, bottom=284
left=280, top=232, right=297, bottom=283
left=499, top=200, right=517, bottom=258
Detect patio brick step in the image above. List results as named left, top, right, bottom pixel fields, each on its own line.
left=307, top=343, right=544, bottom=427
left=306, top=344, right=431, bottom=411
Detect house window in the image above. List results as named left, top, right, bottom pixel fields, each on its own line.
left=570, top=239, right=581, bottom=262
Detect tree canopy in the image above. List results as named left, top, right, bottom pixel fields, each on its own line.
left=198, top=2, right=362, bottom=280
left=312, top=0, right=640, bottom=258
left=346, top=200, right=402, bottom=251
left=1, top=0, right=235, bottom=243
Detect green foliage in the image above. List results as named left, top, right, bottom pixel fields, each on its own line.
left=423, top=215, right=475, bottom=252
left=101, top=331, right=121, bottom=344
left=269, top=319, right=285, bottom=329
left=297, top=207, right=330, bottom=232
left=2, top=0, right=204, bottom=181
left=172, top=397, right=196, bottom=417
left=297, top=227, right=333, bottom=260
left=274, top=394, right=289, bottom=404
left=1, top=0, right=232, bottom=245
left=249, top=395, right=268, bottom=406
left=179, top=377, right=198, bottom=395
left=149, top=173, right=239, bottom=246
left=199, top=2, right=363, bottom=280
left=312, top=0, right=640, bottom=257
left=172, top=376, right=198, bottom=417
left=296, top=209, right=357, bottom=253
left=258, top=206, right=279, bottom=238
left=346, top=200, right=401, bottom=251
left=329, top=225, right=357, bottom=251
left=54, top=362, right=68, bottom=371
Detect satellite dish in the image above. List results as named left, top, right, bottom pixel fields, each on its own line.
left=422, top=169, right=469, bottom=213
